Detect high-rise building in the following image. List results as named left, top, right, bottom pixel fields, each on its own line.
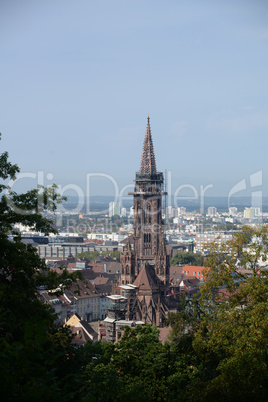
left=178, top=207, right=186, bottom=215
left=109, top=202, right=120, bottom=217
left=166, top=206, right=176, bottom=219
left=207, top=206, right=217, bottom=217
left=229, top=207, right=238, bottom=216
left=120, top=116, right=170, bottom=326
left=120, top=207, right=127, bottom=217
left=254, top=207, right=261, bottom=217
left=196, top=232, right=233, bottom=252
left=244, top=207, right=255, bottom=219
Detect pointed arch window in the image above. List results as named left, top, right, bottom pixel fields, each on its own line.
left=144, top=203, right=151, bottom=224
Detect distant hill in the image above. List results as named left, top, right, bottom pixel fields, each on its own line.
left=62, top=195, right=267, bottom=213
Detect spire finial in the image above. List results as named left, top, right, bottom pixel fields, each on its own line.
left=139, top=116, right=157, bottom=175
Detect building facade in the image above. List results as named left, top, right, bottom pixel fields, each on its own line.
left=207, top=206, right=217, bottom=217
left=109, top=202, right=120, bottom=217
left=196, top=231, right=234, bottom=252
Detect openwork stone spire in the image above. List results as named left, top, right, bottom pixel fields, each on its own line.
left=139, top=115, right=157, bottom=174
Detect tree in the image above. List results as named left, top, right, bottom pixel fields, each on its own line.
left=76, top=250, right=100, bottom=261
left=193, top=226, right=268, bottom=400
left=0, top=136, right=82, bottom=400
left=167, top=226, right=268, bottom=400
left=171, top=251, right=204, bottom=266
left=82, top=325, right=197, bottom=401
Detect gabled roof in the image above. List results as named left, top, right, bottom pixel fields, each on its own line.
left=69, top=320, right=98, bottom=345
left=121, top=235, right=134, bottom=246
left=79, top=320, right=98, bottom=340
left=133, top=264, right=159, bottom=291
left=65, top=313, right=81, bottom=327
left=180, top=277, right=200, bottom=289
left=183, top=265, right=207, bottom=271
left=81, top=269, right=99, bottom=281
left=104, top=261, right=121, bottom=274
left=91, top=264, right=104, bottom=273
left=91, top=276, right=111, bottom=285
left=68, top=279, right=99, bottom=299
left=159, top=326, right=172, bottom=344
left=170, top=266, right=183, bottom=275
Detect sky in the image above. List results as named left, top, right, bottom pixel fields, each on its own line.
left=1, top=0, right=268, bottom=202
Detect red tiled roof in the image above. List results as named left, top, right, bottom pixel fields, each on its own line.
left=182, top=265, right=209, bottom=279
left=170, top=266, right=183, bottom=275
left=158, top=326, right=171, bottom=344
left=133, top=264, right=158, bottom=291
left=91, top=264, right=104, bottom=273
left=67, top=262, right=77, bottom=269
left=92, top=276, right=111, bottom=285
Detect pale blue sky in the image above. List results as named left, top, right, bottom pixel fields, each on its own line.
left=1, top=0, right=268, bottom=198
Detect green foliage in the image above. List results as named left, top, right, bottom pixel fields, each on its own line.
left=76, top=250, right=100, bottom=261
left=82, top=325, right=197, bottom=401
left=2, top=134, right=268, bottom=400
left=109, top=249, right=121, bottom=259
left=194, top=226, right=268, bottom=400
left=171, top=251, right=204, bottom=266
left=216, top=222, right=237, bottom=231
left=167, top=226, right=268, bottom=400
left=0, top=137, right=81, bottom=400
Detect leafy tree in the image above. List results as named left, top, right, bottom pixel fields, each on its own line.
left=76, top=250, right=100, bottom=261
left=109, top=250, right=121, bottom=259
left=82, top=325, right=197, bottom=401
left=194, top=226, right=268, bottom=400
left=195, top=227, right=268, bottom=400
left=171, top=251, right=204, bottom=266
left=0, top=136, right=81, bottom=400
left=167, top=226, right=268, bottom=400
left=5, top=133, right=268, bottom=401
left=216, top=222, right=237, bottom=231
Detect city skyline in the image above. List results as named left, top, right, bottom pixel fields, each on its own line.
left=1, top=1, right=268, bottom=197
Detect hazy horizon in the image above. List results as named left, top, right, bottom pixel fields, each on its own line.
left=1, top=1, right=268, bottom=197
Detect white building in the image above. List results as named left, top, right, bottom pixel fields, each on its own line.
left=229, top=207, right=238, bottom=216
left=207, top=207, right=217, bottom=217
left=120, top=207, right=127, bottom=217
left=64, top=281, right=103, bottom=322
left=196, top=231, right=233, bottom=252
left=109, top=202, right=120, bottom=217
left=178, top=207, right=186, bottom=215
left=87, top=233, right=127, bottom=242
left=244, top=207, right=255, bottom=219
left=254, top=207, right=261, bottom=217
left=166, top=206, right=177, bottom=219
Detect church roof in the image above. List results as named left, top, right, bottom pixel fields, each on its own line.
left=133, top=263, right=159, bottom=291
left=139, top=116, right=157, bottom=174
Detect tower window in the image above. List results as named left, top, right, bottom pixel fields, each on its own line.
left=144, top=203, right=151, bottom=224
left=144, top=233, right=151, bottom=244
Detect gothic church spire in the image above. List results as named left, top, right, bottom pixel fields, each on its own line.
left=139, top=115, right=157, bottom=174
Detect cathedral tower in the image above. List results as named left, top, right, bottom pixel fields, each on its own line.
left=120, top=116, right=170, bottom=293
